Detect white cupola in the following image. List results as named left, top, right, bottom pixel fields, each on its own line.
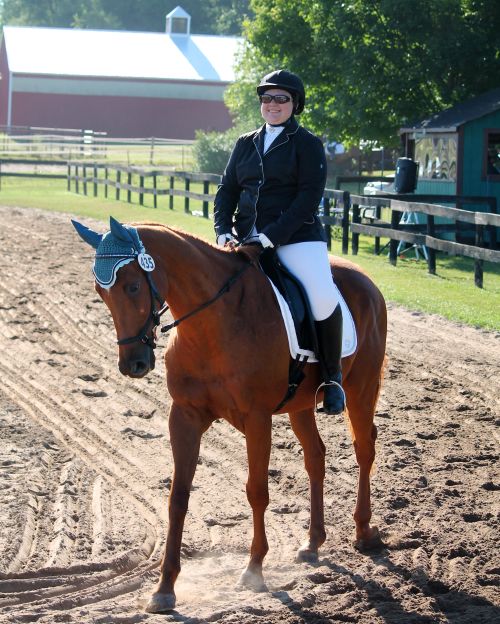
left=165, top=6, right=191, bottom=36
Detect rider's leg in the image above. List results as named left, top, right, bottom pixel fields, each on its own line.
left=314, top=304, right=345, bottom=414
left=276, top=242, right=345, bottom=414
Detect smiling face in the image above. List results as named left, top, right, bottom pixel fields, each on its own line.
left=260, top=88, right=295, bottom=126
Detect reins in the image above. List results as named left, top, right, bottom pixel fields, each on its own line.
left=160, top=257, right=256, bottom=336
left=117, top=247, right=261, bottom=349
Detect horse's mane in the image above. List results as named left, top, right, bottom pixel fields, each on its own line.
left=131, top=221, right=219, bottom=249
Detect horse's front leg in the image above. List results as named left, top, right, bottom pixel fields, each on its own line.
left=237, top=412, right=272, bottom=592
left=289, top=408, right=326, bottom=562
left=146, top=403, right=208, bottom=613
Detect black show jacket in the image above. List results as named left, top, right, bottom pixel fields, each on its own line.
left=214, top=117, right=327, bottom=247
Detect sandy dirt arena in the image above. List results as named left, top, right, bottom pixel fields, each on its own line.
left=0, top=206, right=498, bottom=624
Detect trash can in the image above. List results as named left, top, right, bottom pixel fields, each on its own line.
left=394, top=157, right=418, bottom=193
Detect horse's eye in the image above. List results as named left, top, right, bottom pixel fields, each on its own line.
left=126, top=282, right=140, bottom=296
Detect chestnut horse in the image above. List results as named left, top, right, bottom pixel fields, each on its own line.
left=72, top=217, right=387, bottom=613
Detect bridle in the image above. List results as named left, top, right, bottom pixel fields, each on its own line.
left=95, top=250, right=168, bottom=350
left=116, top=267, right=168, bottom=349
left=103, top=249, right=259, bottom=350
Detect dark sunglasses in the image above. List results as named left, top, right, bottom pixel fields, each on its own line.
left=259, top=94, right=292, bottom=104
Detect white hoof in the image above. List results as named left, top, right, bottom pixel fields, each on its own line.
left=236, top=569, right=268, bottom=593
left=296, top=544, right=319, bottom=563
left=145, top=591, right=176, bottom=613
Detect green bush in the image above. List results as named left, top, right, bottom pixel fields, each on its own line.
left=193, top=126, right=242, bottom=174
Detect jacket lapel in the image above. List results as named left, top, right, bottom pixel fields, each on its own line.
left=264, top=117, right=299, bottom=156
left=253, top=125, right=266, bottom=155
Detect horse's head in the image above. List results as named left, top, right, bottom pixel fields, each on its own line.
left=72, top=217, right=166, bottom=378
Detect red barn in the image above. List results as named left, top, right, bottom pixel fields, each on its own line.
left=0, top=6, right=241, bottom=139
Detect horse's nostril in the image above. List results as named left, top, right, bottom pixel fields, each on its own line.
left=131, top=359, right=149, bottom=376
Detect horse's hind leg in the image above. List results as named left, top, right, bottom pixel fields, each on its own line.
left=238, top=412, right=272, bottom=592
left=345, top=370, right=383, bottom=551
left=289, top=408, right=326, bottom=562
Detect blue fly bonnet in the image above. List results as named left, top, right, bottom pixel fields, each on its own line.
left=72, top=217, right=154, bottom=289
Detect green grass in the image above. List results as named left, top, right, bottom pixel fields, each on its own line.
left=1, top=177, right=499, bottom=331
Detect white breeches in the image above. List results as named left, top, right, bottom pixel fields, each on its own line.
left=277, top=241, right=340, bottom=321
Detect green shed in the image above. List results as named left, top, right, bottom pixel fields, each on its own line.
left=399, top=88, right=500, bottom=209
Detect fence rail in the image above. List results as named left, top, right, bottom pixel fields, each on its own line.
left=2, top=159, right=498, bottom=288
left=65, top=161, right=499, bottom=287
left=0, top=130, right=194, bottom=166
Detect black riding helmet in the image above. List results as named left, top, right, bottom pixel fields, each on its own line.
left=257, top=69, right=305, bottom=115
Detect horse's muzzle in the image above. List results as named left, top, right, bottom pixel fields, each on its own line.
left=118, top=348, right=155, bottom=378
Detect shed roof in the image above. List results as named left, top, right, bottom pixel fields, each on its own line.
left=400, top=88, right=500, bottom=133
left=2, top=25, right=241, bottom=83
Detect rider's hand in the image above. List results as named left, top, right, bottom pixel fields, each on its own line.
left=217, top=233, right=236, bottom=248
left=258, top=232, right=274, bottom=248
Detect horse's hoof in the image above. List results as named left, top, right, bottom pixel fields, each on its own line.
left=354, top=526, right=383, bottom=552
left=145, top=591, right=176, bottom=613
left=296, top=544, right=319, bottom=563
left=236, top=569, right=268, bottom=593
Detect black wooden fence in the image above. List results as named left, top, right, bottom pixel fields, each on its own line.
left=65, top=162, right=500, bottom=288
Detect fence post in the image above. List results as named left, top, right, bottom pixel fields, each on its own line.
left=323, top=196, right=331, bottom=249
left=83, top=165, right=87, bottom=196
left=184, top=177, right=190, bottom=213
left=389, top=209, right=401, bottom=266
left=351, top=202, right=360, bottom=255
left=75, top=165, right=79, bottom=194
left=127, top=171, right=132, bottom=203
left=104, top=167, right=108, bottom=199
left=426, top=214, right=436, bottom=275
left=203, top=180, right=209, bottom=218
left=374, top=204, right=382, bottom=254
left=150, top=137, right=155, bottom=165
left=169, top=176, right=174, bottom=210
left=153, top=174, right=157, bottom=208
left=139, top=175, right=144, bottom=206
left=474, top=223, right=484, bottom=288
left=342, top=191, right=350, bottom=254
left=67, top=163, right=70, bottom=192
left=93, top=164, right=98, bottom=197
left=116, top=169, right=121, bottom=201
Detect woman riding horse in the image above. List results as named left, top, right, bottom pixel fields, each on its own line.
left=214, top=69, right=345, bottom=416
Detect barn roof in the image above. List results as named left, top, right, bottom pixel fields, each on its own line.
left=2, top=25, right=241, bottom=83
left=400, top=88, right=500, bottom=133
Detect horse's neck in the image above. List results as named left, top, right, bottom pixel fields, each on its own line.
left=146, top=227, right=238, bottom=320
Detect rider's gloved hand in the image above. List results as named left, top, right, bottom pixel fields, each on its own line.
left=217, top=233, right=236, bottom=247
left=258, top=232, right=274, bottom=248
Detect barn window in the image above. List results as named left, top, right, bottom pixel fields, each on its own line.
left=170, top=17, right=188, bottom=34
left=484, top=130, right=500, bottom=180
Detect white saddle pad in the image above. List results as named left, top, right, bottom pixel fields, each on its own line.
left=269, top=280, right=357, bottom=363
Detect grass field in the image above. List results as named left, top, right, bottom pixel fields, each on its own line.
left=1, top=176, right=499, bottom=331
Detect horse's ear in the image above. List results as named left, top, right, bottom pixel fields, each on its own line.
left=71, top=219, right=102, bottom=249
left=109, top=216, right=133, bottom=243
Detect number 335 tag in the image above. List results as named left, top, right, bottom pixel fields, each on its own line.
left=138, top=253, right=155, bottom=272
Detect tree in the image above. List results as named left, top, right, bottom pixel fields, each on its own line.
left=232, top=0, right=500, bottom=146
left=0, top=0, right=252, bottom=34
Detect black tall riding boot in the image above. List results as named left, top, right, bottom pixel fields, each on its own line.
left=315, top=305, right=346, bottom=415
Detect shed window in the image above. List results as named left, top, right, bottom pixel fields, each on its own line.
left=485, top=131, right=500, bottom=179
left=414, top=134, right=457, bottom=181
